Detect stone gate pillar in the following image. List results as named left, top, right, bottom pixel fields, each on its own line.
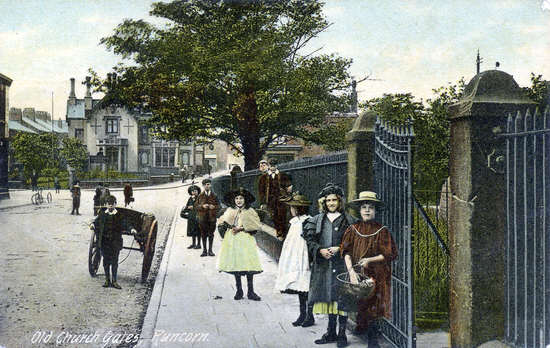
left=346, top=110, right=377, bottom=204
left=448, top=70, right=535, bottom=347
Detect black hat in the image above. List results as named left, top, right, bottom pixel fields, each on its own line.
left=267, top=158, right=278, bottom=166
left=202, top=178, right=212, bottom=185
left=223, top=187, right=255, bottom=207
left=106, top=195, right=116, bottom=205
left=318, top=183, right=344, bottom=199
left=188, top=185, right=201, bottom=195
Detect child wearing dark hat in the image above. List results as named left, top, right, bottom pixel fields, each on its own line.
left=302, top=183, right=357, bottom=347
left=181, top=185, right=202, bottom=249
left=217, top=187, right=276, bottom=301
left=94, top=195, right=136, bottom=289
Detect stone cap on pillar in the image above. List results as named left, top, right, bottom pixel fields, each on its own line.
left=346, top=110, right=377, bottom=142
left=449, top=70, right=536, bottom=120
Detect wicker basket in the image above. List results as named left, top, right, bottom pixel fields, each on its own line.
left=337, top=266, right=375, bottom=312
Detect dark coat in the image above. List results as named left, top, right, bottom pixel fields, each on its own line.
left=196, top=191, right=219, bottom=222
left=302, top=212, right=357, bottom=305
left=94, top=209, right=126, bottom=252
left=258, top=171, right=292, bottom=237
left=182, top=196, right=200, bottom=237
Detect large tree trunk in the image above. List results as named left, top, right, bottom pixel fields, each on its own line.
left=235, top=88, right=263, bottom=171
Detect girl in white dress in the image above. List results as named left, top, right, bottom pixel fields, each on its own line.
left=275, top=194, right=314, bottom=327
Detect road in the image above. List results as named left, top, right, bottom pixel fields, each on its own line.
left=0, top=184, right=185, bottom=348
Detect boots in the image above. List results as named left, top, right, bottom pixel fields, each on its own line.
left=194, top=237, right=201, bottom=249
left=314, top=314, right=337, bottom=344
left=292, top=293, right=307, bottom=326
left=188, top=237, right=196, bottom=249
left=301, top=303, right=315, bottom=327
left=111, top=262, right=121, bottom=289
left=234, top=275, right=243, bottom=300
left=246, top=274, right=261, bottom=301
left=367, top=326, right=380, bottom=348
left=207, top=236, right=215, bottom=256
left=337, top=316, right=348, bottom=347
left=103, top=265, right=111, bottom=287
left=200, top=236, right=208, bottom=256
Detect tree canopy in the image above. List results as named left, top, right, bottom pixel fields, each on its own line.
left=98, top=0, right=352, bottom=170
left=11, top=133, right=58, bottom=178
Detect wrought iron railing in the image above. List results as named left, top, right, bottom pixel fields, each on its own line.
left=502, top=107, right=550, bottom=348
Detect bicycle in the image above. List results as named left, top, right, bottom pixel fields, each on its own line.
left=31, top=188, right=52, bottom=205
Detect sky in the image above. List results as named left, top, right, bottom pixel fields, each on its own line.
left=1, top=0, right=549, bottom=120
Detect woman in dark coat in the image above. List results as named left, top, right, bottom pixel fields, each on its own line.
left=341, top=191, right=398, bottom=347
left=302, top=183, right=357, bottom=347
left=181, top=185, right=202, bottom=249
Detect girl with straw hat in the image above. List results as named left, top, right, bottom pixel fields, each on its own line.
left=340, top=191, right=398, bottom=347
left=275, top=193, right=314, bottom=327
left=216, top=187, right=276, bottom=301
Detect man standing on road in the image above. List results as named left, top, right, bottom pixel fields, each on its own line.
left=71, top=180, right=81, bottom=215
left=123, top=182, right=133, bottom=207
left=197, top=178, right=219, bottom=257
left=94, top=195, right=135, bottom=289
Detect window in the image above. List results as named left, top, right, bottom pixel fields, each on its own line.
left=180, top=151, right=190, bottom=165
left=106, top=118, right=119, bottom=134
left=153, top=141, right=176, bottom=167
left=75, top=128, right=84, bottom=141
left=139, top=125, right=149, bottom=144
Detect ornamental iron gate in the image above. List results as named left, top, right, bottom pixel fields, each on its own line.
left=504, top=107, right=550, bottom=348
left=374, top=117, right=415, bottom=348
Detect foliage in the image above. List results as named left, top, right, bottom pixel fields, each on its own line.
left=524, top=73, right=548, bottom=110
left=11, top=133, right=59, bottom=178
left=60, top=137, right=88, bottom=174
left=97, top=0, right=352, bottom=170
left=361, top=79, right=465, bottom=192
left=305, top=117, right=354, bottom=152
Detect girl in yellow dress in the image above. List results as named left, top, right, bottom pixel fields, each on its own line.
left=217, top=187, right=276, bottom=301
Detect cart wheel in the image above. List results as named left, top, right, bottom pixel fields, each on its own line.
left=141, top=219, right=158, bottom=283
left=88, top=228, right=102, bottom=277
left=47, top=192, right=52, bottom=203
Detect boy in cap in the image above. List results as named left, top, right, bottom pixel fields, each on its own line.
left=197, top=178, right=219, bottom=256
left=258, top=158, right=292, bottom=238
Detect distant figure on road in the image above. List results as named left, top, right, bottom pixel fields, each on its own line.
left=217, top=187, right=276, bottom=301
left=181, top=185, right=201, bottom=249
left=54, top=176, right=60, bottom=194
left=93, top=182, right=104, bottom=216
left=94, top=195, right=136, bottom=289
left=181, top=165, right=188, bottom=183
left=70, top=181, right=81, bottom=215
left=123, top=182, right=133, bottom=207
left=31, top=170, right=38, bottom=192
left=197, top=178, right=219, bottom=257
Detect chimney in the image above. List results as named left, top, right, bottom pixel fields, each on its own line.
left=85, top=76, right=92, bottom=110
left=69, top=78, right=76, bottom=98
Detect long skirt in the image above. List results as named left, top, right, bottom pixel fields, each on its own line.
left=217, top=230, right=262, bottom=274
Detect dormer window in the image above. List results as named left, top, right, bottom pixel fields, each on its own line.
left=106, top=118, right=119, bottom=134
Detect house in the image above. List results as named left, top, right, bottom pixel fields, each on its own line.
left=0, top=73, right=12, bottom=200
left=65, top=76, right=200, bottom=176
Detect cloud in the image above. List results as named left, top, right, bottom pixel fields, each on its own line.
left=542, top=0, right=550, bottom=11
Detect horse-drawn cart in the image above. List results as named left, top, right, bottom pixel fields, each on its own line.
left=88, top=207, right=158, bottom=283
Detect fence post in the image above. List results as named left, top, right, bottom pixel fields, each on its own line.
left=448, top=70, right=536, bottom=347
left=346, top=110, right=377, bottom=205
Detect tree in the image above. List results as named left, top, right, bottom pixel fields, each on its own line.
left=524, top=73, right=548, bottom=110
left=60, top=137, right=88, bottom=174
left=98, top=0, right=352, bottom=170
left=361, top=79, right=465, bottom=193
left=11, top=133, right=58, bottom=179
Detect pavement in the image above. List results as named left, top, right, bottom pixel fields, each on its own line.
left=135, top=185, right=452, bottom=348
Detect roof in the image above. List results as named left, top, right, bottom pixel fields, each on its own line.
left=33, top=117, right=68, bottom=134
left=21, top=117, right=52, bottom=132
left=0, top=73, right=13, bottom=86
left=67, top=99, right=86, bottom=119
left=9, top=120, right=37, bottom=134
